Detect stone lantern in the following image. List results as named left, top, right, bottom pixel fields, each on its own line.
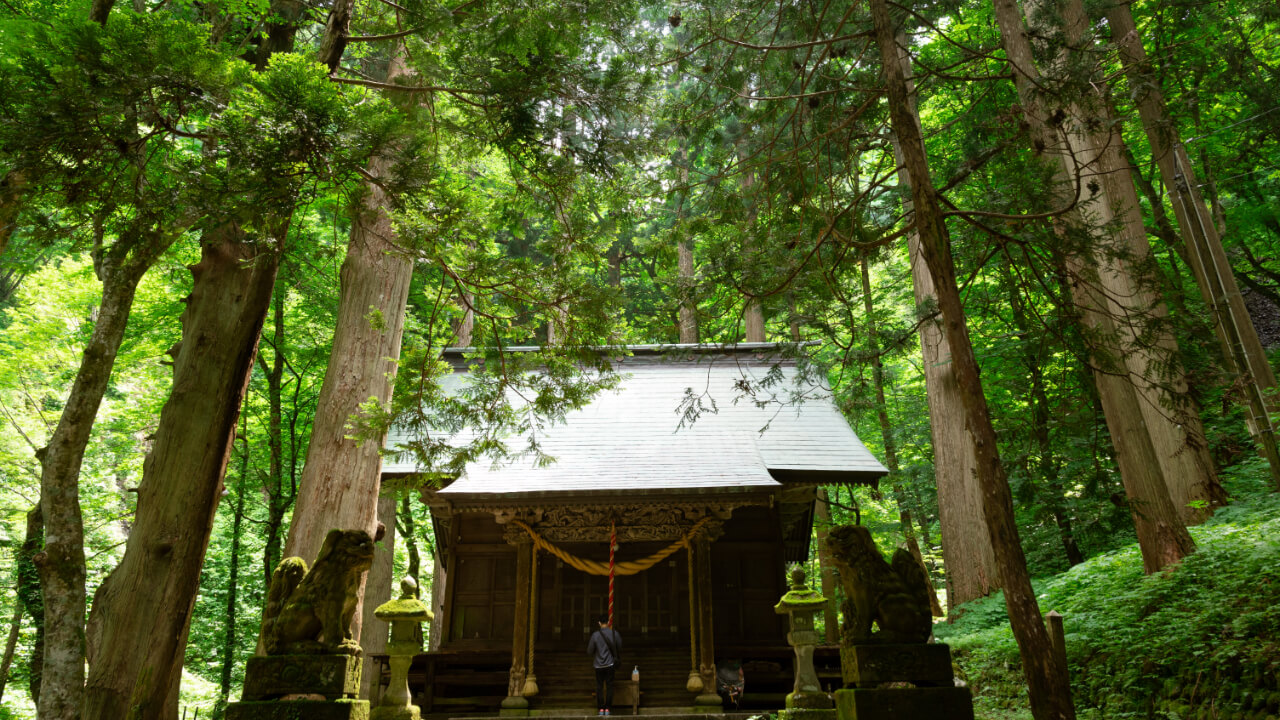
left=372, top=577, right=434, bottom=720
left=774, top=567, right=835, bottom=720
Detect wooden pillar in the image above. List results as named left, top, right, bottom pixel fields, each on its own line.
left=428, top=548, right=445, bottom=651
left=685, top=545, right=703, bottom=695
left=502, top=535, right=533, bottom=712
left=693, top=535, right=721, bottom=706
left=360, top=493, right=398, bottom=700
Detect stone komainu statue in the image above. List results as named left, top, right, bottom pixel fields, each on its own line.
left=258, top=529, right=376, bottom=656
left=825, top=524, right=932, bottom=644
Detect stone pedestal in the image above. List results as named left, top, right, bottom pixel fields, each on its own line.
left=835, top=687, right=974, bottom=720
left=840, top=644, right=954, bottom=688
left=228, top=654, right=369, bottom=720
left=241, top=654, right=363, bottom=701
left=227, top=698, right=370, bottom=720
left=835, top=643, right=973, bottom=720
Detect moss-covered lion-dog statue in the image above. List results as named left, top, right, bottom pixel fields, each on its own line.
left=825, top=524, right=931, bottom=644
left=258, top=529, right=376, bottom=655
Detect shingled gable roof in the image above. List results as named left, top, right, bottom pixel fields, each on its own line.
left=382, top=343, right=888, bottom=500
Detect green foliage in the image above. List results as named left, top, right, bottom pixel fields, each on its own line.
left=935, top=492, right=1280, bottom=719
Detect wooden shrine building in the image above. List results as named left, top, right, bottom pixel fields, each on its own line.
left=379, top=343, right=888, bottom=715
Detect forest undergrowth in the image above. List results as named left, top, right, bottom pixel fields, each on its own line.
left=936, top=462, right=1280, bottom=720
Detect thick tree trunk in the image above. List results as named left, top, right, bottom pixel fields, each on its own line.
left=990, top=0, right=1197, bottom=569
left=1033, top=0, right=1224, bottom=521
left=360, top=495, right=398, bottom=700
left=36, top=231, right=175, bottom=720
left=282, top=50, right=414, bottom=646
left=1105, top=0, right=1280, bottom=489
left=886, top=44, right=997, bottom=608
left=868, top=3, right=1074, bottom=717
left=82, top=225, right=281, bottom=720
left=859, top=255, right=944, bottom=615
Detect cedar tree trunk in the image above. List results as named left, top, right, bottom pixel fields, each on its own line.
left=281, top=50, right=414, bottom=645
left=868, top=2, right=1075, bottom=716
left=82, top=227, right=281, bottom=720
left=990, top=0, right=1198, bottom=566
left=885, top=38, right=998, bottom=606
left=1105, top=0, right=1280, bottom=488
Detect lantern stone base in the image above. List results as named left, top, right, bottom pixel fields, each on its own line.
left=370, top=704, right=420, bottom=720
left=786, top=690, right=834, bottom=710
left=226, top=698, right=370, bottom=720
left=834, top=687, right=973, bottom=720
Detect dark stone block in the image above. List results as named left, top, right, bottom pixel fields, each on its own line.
left=840, top=644, right=955, bottom=688
left=226, top=698, right=370, bottom=720
left=241, top=654, right=363, bottom=701
left=835, top=687, right=974, bottom=720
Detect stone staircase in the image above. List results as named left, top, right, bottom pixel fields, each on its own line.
left=525, top=647, right=701, bottom=712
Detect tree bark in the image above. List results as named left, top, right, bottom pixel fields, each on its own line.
left=675, top=143, right=698, bottom=343
left=886, top=37, right=997, bottom=609
left=281, top=49, right=414, bottom=647
left=868, top=2, right=1075, bottom=717
left=36, top=230, right=176, bottom=720
left=738, top=143, right=765, bottom=342
left=859, top=255, right=944, bottom=615
left=1105, top=0, right=1280, bottom=489
left=1035, top=0, right=1224, bottom=521
left=990, top=0, right=1197, bottom=569
left=82, top=224, right=281, bottom=720
left=360, top=494, right=398, bottom=700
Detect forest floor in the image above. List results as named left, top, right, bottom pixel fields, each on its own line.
left=936, top=461, right=1280, bottom=720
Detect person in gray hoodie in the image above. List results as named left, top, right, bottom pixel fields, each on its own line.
left=586, top=613, right=622, bottom=715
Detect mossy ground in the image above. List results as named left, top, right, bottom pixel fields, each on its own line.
left=934, top=474, right=1280, bottom=720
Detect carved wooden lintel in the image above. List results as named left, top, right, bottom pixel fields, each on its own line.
left=484, top=502, right=741, bottom=543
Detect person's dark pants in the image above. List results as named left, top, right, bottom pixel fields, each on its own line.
left=595, top=665, right=616, bottom=710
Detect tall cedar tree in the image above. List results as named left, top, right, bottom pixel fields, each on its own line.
left=867, top=0, right=1075, bottom=716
